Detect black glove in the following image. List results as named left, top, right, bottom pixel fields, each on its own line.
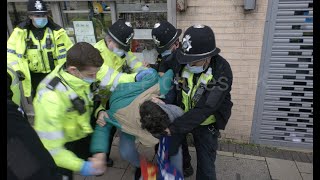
left=16, top=70, right=25, bottom=81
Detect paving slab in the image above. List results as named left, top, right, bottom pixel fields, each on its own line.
left=216, top=155, right=271, bottom=180
left=73, top=174, right=85, bottom=180
left=95, top=167, right=126, bottom=180
left=137, top=143, right=156, bottom=161
left=121, top=165, right=136, bottom=180
left=266, top=157, right=302, bottom=180
left=295, top=161, right=313, bottom=174
left=300, top=173, right=313, bottom=180
left=109, top=146, right=130, bottom=169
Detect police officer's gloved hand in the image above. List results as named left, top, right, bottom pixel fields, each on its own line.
left=135, top=68, right=155, bottom=82
left=80, top=161, right=104, bottom=176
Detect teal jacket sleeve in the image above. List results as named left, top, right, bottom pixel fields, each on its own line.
left=90, top=123, right=113, bottom=154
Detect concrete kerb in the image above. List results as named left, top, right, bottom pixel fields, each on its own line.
left=188, top=146, right=267, bottom=161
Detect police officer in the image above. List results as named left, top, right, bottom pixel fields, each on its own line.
left=33, top=42, right=107, bottom=179
left=94, top=20, right=148, bottom=166
left=7, top=65, right=22, bottom=107
left=151, top=21, right=194, bottom=177
left=7, top=0, right=73, bottom=99
left=167, top=25, right=233, bottom=180
left=33, top=42, right=151, bottom=179
left=151, top=21, right=181, bottom=77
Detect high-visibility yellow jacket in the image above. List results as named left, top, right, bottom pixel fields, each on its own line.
left=94, top=39, right=144, bottom=73
left=7, top=65, right=21, bottom=106
left=7, top=20, right=73, bottom=97
left=94, top=39, right=145, bottom=105
left=181, top=67, right=216, bottom=125
left=33, top=64, right=98, bottom=172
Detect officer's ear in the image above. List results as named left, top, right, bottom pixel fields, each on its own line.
left=66, top=66, right=80, bottom=77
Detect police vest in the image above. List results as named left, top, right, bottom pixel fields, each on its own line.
left=25, top=28, right=64, bottom=73
left=181, top=67, right=216, bottom=125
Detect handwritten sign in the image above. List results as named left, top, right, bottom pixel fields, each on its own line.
left=73, top=21, right=96, bottom=44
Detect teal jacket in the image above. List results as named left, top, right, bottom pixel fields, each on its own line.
left=90, top=69, right=173, bottom=153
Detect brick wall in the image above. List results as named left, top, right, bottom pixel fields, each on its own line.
left=177, top=0, right=269, bottom=142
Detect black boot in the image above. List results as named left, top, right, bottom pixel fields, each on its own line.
left=106, top=157, right=114, bottom=167
left=183, top=163, right=194, bottom=178
left=134, top=167, right=141, bottom=180
left=106, top=152, right=114, bottom=167
left=154, top=143, right=159, bottom=155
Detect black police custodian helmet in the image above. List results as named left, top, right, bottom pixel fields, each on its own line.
left=176, top=25, right=220, bottom=64
left=28, top=0, right=48, bottom=14
left=106, top=20, right=134, bottom=51
left=151, top=21, right=182, bottom=54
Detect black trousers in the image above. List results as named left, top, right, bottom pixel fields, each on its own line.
left=104, top=101, right=117, bottom=160
left=57, top=135, right=92, bottom=180
left=30, top=72, right=49, bottom=98
left=169, top=124, right=219, bottom=180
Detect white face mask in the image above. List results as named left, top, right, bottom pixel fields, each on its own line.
left=161, top=49, right=172, bottom=57
left=82, top=77, right=96, bottom=84
left=187, top=59, right=208, bottom=74
left=77, top=69, right=96, bottom=84
left=113, top=47, right=125, bottom=57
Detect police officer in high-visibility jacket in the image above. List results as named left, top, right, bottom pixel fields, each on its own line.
left=166, top=25, right=233, bottom=180
left=94, top=20, right=147, bottom=166
left=33, top=42, right=152, bottom=179
left=7, top=0, right=73, bottom=98
left=7, top=65, right=22, bottom=107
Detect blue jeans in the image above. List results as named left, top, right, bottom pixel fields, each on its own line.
left=118, top=132, right=183, bottom=173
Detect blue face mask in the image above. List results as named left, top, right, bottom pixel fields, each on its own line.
left=82, top=77, right=96, bottom=84
left=33, top=17, right=48, bottom=28
left=186, top=64, right=205, bottom=74
left=161, top=49, right=172, bottom=57
left=113, top=47, right=125, bottom=57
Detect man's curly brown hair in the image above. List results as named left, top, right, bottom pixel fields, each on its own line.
left=139, top=100, right=170, bottom=135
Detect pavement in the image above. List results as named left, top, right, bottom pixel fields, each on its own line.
left=73, top=137, right=313, bottom=180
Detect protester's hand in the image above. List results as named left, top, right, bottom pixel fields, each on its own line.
left=164, top=128, right=171, bottom=136
left=96, top=111, right=108, bottom=127
left=143, top=61, right=151, bottom=68
left=135, top=68, right=154, bottom=81
left=151, top=97, right=165, bottom=104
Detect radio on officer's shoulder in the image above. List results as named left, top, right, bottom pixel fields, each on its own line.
left=192, top=83, right=206, bottom=104
left=71, top=97, right=86, bottom=115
